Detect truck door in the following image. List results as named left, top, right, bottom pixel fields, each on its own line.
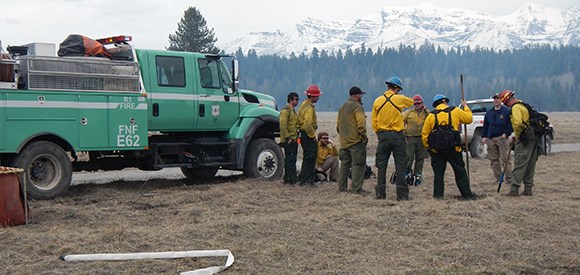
left=147, top=54, right=197, bottom=131
left=196, top=57, right=240, bottom=131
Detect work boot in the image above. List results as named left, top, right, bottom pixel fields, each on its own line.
left=507, top=190, right=519, bottom=197
left=414, top=175, right=422, bottom=186
left=507, top=185, right=520, bottom=197
left=521, top=186, right=533, bottom=196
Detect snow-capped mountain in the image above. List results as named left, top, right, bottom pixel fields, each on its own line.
left=219, top=3, right=579, bottom=56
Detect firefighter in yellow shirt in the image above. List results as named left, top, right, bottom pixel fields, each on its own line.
left=297, top=85, right=321, bottom=186
left=499, top=90, right=538, bottom=197
left=279, top=92, right=300, bottom=184
left=315, top=132, right=339, bottom=182
left=337, top=86, right=368, bottom=194
left=421, top=94, right=477, bottom=200
left=403, top=94, right=429, bottom=186
left=371, top=76, right=414, bottom=200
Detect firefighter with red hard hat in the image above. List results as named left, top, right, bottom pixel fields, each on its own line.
left=498, top=89, right=538, bottom=196
left=297, top=85, right=322, bottom=186
left=402, top=94, right=430, bottom=186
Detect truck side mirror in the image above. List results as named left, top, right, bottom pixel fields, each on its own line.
left=231, top=59, right=239, bottom=92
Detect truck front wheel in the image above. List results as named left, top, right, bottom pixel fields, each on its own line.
left=13, top=141, right=72, bottom=200
left=244, top=138, right=283, bottom=180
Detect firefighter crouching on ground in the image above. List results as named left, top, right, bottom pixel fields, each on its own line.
left=315, top=132, right=339, bottom=182
left=499, top=90, right=537, bottom=196
left=421, top=94, right=478, bottom=200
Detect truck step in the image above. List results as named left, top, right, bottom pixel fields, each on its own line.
left=198, top=161, right=236, bottom=167
left=192, top=141, right=233, bottom=146
left=152, top=142, right=192, bottom=147
left=152, top=163, right=190, bottom=169
left=152, top=161, right=236, bottom=170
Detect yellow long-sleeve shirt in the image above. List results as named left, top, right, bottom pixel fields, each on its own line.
left=421, top=103, right=473, bottom=152
left=336, top=99, right=367, bottom=149
left=510, top=101, right=530, bottom=139
left=371, top=90, right=414, bottom=132
left=298, top=100, right=318, bottom=138
left=279, top=103, right=298, bottom=141
left=317, top=142, right=339, bottom=166
left=403, top=108, right=430, bottom=137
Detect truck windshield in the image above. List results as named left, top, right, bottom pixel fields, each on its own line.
left=218, top=58, right=233, bottom=93
left=467, top=102, right=494, bottom=113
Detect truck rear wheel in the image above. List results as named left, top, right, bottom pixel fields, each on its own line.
left=244, top=138, right=283, bottom=180
left=469, top=133, right=487, bottom=159
left=181, top=168, right=218, bottom=182
left=13, top=141, right=72, bottom=200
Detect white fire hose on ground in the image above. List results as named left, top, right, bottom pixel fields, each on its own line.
left=61, top=249, right=234, bottom=275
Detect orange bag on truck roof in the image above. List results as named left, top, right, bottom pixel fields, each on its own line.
left=57, top=34, right=111, bottom=58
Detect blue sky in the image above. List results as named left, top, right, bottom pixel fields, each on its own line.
left=0, top=0, right=577, bottom=51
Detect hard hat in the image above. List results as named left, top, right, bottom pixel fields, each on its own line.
left=432, top=94, right=449, bottom=108
left=498, top=89, right=514, bottom=104
left=413, top=94, right=423, bottom=103
left=304, top=85, right=322, bottom=96
left=385, top=76, right=403, bottom=90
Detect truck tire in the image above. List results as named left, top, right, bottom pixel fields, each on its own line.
left=13, top=141, right=72, bottom=200
left=469, top=133, right=487, bottom=159
left=243, top=138, right=283, bottom=180
left=181, top=168, right=218, bottom=182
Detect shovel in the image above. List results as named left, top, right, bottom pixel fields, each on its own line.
left=497, top=148, right=512, bottom=193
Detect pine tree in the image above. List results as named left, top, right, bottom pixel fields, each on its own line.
left=168, top=7, right=219, bottom=53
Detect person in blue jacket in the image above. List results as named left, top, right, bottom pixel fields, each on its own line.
left=482, top=93, right=514, bottom=186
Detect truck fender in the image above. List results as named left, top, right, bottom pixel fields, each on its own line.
left=15, top=132, right=74, bottom=155
left=230, top=115, right=279, bottom=169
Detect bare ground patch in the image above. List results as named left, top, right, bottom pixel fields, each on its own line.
left=2, top=150, right=579, bottom=274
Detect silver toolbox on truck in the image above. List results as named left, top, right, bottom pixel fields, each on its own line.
left=18, top=56, right=140, bottom=92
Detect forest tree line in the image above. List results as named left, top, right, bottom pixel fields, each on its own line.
left=231, top=43, right=578, bottom=112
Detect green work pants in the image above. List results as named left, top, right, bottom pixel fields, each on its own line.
left=405, top=136, right=426, bottom=176
left=281, top=141, right=298, bottom=184
left=338, top=141, right=367, bottom=192
left=430, top=150, right=474, bottom=199
left=511, top=134, right=539, bottom=191
left=375, top=131, right=408, bottom=200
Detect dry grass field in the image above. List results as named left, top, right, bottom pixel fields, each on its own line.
left=1, top=113, right=579, bottom=274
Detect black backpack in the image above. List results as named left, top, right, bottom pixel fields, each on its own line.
left=427, top=107, right=461, bottom=152
left=348, top=165, right=375, bottom=180
left=512, top=102, right=550, bottom=137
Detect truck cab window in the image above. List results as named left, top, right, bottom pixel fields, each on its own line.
left=198, top=59, right=220, bottom=89
left=156, top=56, right=185, bottom=87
